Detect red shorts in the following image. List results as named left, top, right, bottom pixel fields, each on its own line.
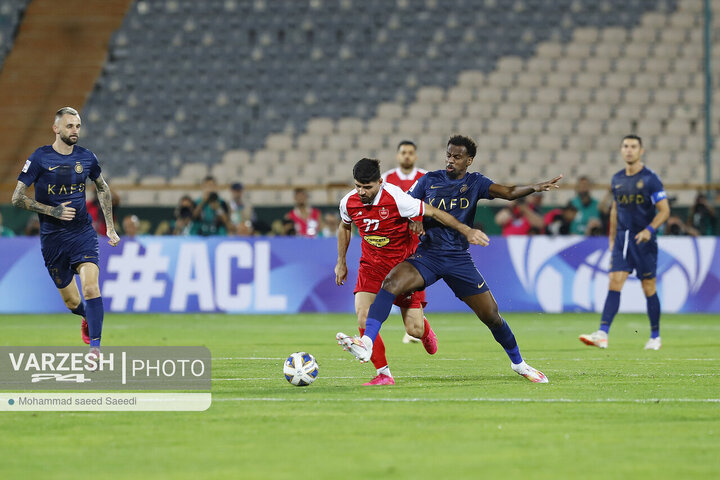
left=354, top=263, right=427, bottom=309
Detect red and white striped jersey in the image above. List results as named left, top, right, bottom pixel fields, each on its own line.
left=382, top=167, right=427, bottom=192
left=339, top=183, right=424, bottom=269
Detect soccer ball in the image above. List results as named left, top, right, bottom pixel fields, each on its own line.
left=283, top=352, right=319, bottom=386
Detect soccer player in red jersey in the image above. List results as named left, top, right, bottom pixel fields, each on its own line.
left=335, top=158, right=488, bottom=385
left=382, top=140, right=427, bottom=191
left=382, top=140, right=429, bottom=344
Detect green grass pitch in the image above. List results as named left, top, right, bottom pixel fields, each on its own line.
left=1, top=312, right=718, bottom=479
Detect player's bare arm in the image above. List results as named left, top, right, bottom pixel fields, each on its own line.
left=93, top=175, right=120, bottom=246
left=609, top=200, right=617, bottom=250
left=11, top=180, right=76, bottom=221
left=423, top=203, right=489, bottom=246
left=335, top=222, right=352, bottom=285
left=488, top=175, right=563, bottom=200
left=635, top=198, right=670, bottom=244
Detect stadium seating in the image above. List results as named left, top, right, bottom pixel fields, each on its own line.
left=0, top=0, right=29, bottom=69
left=76, top=0, right=717, bottom=207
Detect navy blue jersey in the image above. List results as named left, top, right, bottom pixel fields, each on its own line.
left=409, top=170, right=494, bottom=251
left=17, top=145, right=101, bottom=235
left=611, top=166, right=666, bottom=233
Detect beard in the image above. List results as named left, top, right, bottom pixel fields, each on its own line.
left=60, top=134, right=78, bottom=146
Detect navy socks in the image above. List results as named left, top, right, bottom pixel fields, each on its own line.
left=85, top=297, right=104, bottom=347
left=600, top=290, right=621, bottom=333
left=490, top=319, right=522, bottom=364
left=646, top=293, right=661, bottom=338
left=71, top=301, right=86, bottom=318
left=364, top=289, right=395, bottom=342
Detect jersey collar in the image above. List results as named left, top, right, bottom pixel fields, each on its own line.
left=394, top=167, right=418, bottom=180
left=369, top=183, right=386, bottom=206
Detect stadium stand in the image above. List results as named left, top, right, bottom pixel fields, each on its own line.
left=3, top=0, right=715, bottom=208
left=0, top=0, right=133, bottom=189
left=0, top=0, right=28, bottom=69
left=75, top=0, right=720, bottom=206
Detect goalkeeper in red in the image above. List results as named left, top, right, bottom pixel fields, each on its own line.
left=335, top=158, right=488, bottom=385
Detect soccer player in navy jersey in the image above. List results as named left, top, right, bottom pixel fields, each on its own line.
left=336, top=158, right=490, bottom=385
left=12, top=107, right=120, bottom=353
left=338, top=135, right=561, bottom=383
left=580, top=134, right=670, bottom=350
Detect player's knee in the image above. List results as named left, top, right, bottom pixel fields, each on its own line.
left=479, top=307, right=502, bottom=329
left=63, top=298, right=80, bottom=310
left=82, top=284, right=101, bottom=299
left=380, top=275, right=404, bottom=295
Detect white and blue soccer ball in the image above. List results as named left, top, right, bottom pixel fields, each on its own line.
left=283, top=352, right=319, bottom=386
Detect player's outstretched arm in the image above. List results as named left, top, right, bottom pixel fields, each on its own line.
left=94, top=175, right=120, bottom=246
left=423, top=203, right=489, bottom=246
left=635, top=198, right=670, bottom=244
left=335, top=222, right=352, bottom=285
left=489, top=175, right=563, bottom=200
left=11, top=181, right=76, bottom=221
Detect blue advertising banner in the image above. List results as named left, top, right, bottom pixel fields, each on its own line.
left=0, top=236, right=718, bottom=313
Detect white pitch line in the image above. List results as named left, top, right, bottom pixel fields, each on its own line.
left=213, top=357, right=720, bottom=362
left=213, top=397, right=720, bottom=404
left=212, top=372, right=719, bottom=381
left=213, top=357, right=284, bottom=360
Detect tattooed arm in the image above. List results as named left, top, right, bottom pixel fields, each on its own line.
left=11, top=181, right=76, bottom=221
left=93, top=175, right=120, bottom=246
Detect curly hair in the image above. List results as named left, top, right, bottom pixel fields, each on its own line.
left=447, top=134, right=477, bottom=158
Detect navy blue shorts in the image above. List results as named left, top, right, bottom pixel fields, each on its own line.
left=40, top=225, right=99, bottom=288
left=610, top=230, right=657, bottom=280
left=405, top=246, right=490, bottom=299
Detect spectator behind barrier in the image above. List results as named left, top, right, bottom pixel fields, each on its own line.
left=285, top=188, right=321, bottom=237
left=172, top=195, right=196, bottom=236
left=319, top=212, right=341, bottom=237
left=688, top=192, right=716, bottom=235
left=495, top=195, right=544, bottom=235
left=122, top=214, right=141, bottom=239
left=570, top=176, right=600, bottom=235
left=544, top=202, right=577, bottom=236
left=193, top=176, right=230, bottom=236
left=0, top=211, right=15, bottom=237
left=229, top=182, right=255, bottom=236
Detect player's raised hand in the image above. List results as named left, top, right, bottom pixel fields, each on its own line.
left=335, top=262, right=348, bottom=286
left=465, top=228, right=490, bottom=246
left=534, top=175, right=563, bottom=192
left=107, top=229, right=121, bottom=247
left=51, top=201, right=76, bottom=221
left=634, top=229, right=651, bottom=244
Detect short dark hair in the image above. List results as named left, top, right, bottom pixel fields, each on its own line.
left=353, top=158, right=381, bottom=183
left=397, top=140, right=417, bottom=151
left=203, top=175, right=216, bottom=183
left=448, top=134, right=477, bottom=158
left=622, top=134, right=643, bottom=147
